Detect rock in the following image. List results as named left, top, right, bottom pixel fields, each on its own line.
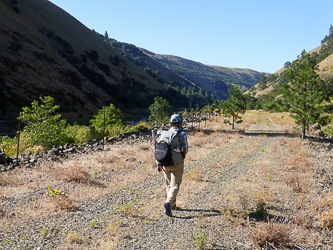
left=312, top=123, right=321, bottom=130
left=0, top=149, right=12, bottom=164
left=63, top=147, right=76, bottom=153
left=47, top=149, right=58, bottom=158
left=315, top=129, right=325, bottom=137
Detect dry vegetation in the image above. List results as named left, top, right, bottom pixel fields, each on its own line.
left=0, top=112, right=332, bottom=249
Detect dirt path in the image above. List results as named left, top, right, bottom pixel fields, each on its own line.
left=0, top=135, right=298, bottom=249
left=246, top=113, right=284, bottom=133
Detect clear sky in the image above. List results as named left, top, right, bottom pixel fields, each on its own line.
left=49, top=0, right=333, bottom=73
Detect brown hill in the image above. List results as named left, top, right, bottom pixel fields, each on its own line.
left=0, top=0, right=165, bottom=125
left=142, top=51, right=265, bottom=100
left=246, top=43, right=331, bottom=98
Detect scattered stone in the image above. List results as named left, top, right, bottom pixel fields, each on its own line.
left=315, top=129, right=325, bottom=137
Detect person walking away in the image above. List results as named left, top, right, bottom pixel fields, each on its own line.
left=158, top=114, right=188, bottom=217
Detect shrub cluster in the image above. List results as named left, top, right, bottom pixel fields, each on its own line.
left=0, top=96, right=152, bottom=157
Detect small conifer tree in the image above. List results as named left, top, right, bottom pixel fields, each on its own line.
left=220, top=85, right=246, bottom=129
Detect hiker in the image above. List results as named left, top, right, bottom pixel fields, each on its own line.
left=156, top=114, right=188, bottom=217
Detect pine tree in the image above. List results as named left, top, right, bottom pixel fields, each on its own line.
left=148, top=97, right=172, bottom=126
left=277, top=51, right=333, bottom=139
left=219, top=85, right=246, bottom=129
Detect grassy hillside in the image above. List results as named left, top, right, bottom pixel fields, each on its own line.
left=0, top=0, right=169, bottom=129
left=143, top=51, right=265, bottom=100
left=246, top=27, right=333, bottom=101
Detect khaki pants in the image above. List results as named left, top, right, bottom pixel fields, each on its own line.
left=162, top=161, right=184, bottom=208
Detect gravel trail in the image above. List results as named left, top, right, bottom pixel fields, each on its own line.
left=0, top=134, right=282, bottom=250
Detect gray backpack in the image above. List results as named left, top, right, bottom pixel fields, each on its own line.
left=154, top=129, right=183, bottom=166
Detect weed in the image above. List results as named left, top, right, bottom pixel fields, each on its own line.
left=292, top=211, right=313, bottom=228
left=47, top=187, right=62, bottom=198
left=253, top=198, right=268, bottom=218
left=119, top=200, right=132, bottom=213
left=225, top=210, right=231, bottom=221
left=106, top=220, right=120, bottom=232
left=90, top=216, right=97, bottom=228
left=194, top=227, right=207, bottom=249
left=144, top=218, right=151, bottom=224
left=66, top=231, right=80, bottom=244
left=92, top=167, right=98, bottom=178
left=238, top=190, right=250, bottom=211
left=266, top=170, right=273, bottom=181
left=41, top=226, right=47, bottom=238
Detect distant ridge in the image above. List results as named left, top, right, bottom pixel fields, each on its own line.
left=141, top=50, right=264, bottom=99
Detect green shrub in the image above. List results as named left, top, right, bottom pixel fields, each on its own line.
left=0, top=132, right=44, bottom=157
left=64, top=124, right=91, bottom=145
left=20, top=96, right=70, bottom=150
left=90, top=104, right=123, bottom=129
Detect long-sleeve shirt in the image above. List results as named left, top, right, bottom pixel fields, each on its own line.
left=168, top=127, right=188, bottom=155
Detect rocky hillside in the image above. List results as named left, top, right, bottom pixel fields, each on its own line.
left=0, top=0, right=167, bottom=126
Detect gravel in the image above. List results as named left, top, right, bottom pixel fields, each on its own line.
left=1, top=133, right=332, bottom=249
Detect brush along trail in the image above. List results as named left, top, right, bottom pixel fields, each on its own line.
left=0, top=114, right=332, bottom=249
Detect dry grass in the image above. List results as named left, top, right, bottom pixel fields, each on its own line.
left=285, top=173, right=310, bottom=193
left=321, top=209, right=333, bottom=229
left=65, top=231, right=81, bottom=244
left=184, top=168, right=204, bottom=182
left=0, top=173, right=19, bottom=186
left=242, top=110, right=260, bottom=127
left=52, top=194, right=76, bottom=211
left=250, top=220, right=293, bottom=248
left=59, top=163, right=91, bottom=183
left=292, top=211, right=313, bottom=229
left=1, top=112, right=331, bottom=248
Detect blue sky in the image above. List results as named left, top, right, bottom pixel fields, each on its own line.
left=49, top=0, right=333, bottom=73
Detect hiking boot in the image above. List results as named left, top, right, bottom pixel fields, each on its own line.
left=164, top=203, right=172, bottom=216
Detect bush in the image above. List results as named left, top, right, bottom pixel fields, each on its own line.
left=61, top=164, right=91, bottom=183
left=20, top=96, right=70, bottom=150
left=90, top=104, right=123, bottom=129
left=250, top=221, right=292, bottom=248
left=64, top=124, right=91, bottom=145
left=0, top=132, right=44, bottom=157
left=148, top=96, right=172, bottom=126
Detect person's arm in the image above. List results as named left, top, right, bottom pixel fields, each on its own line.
left=181, top=132, right=188, bottom=159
